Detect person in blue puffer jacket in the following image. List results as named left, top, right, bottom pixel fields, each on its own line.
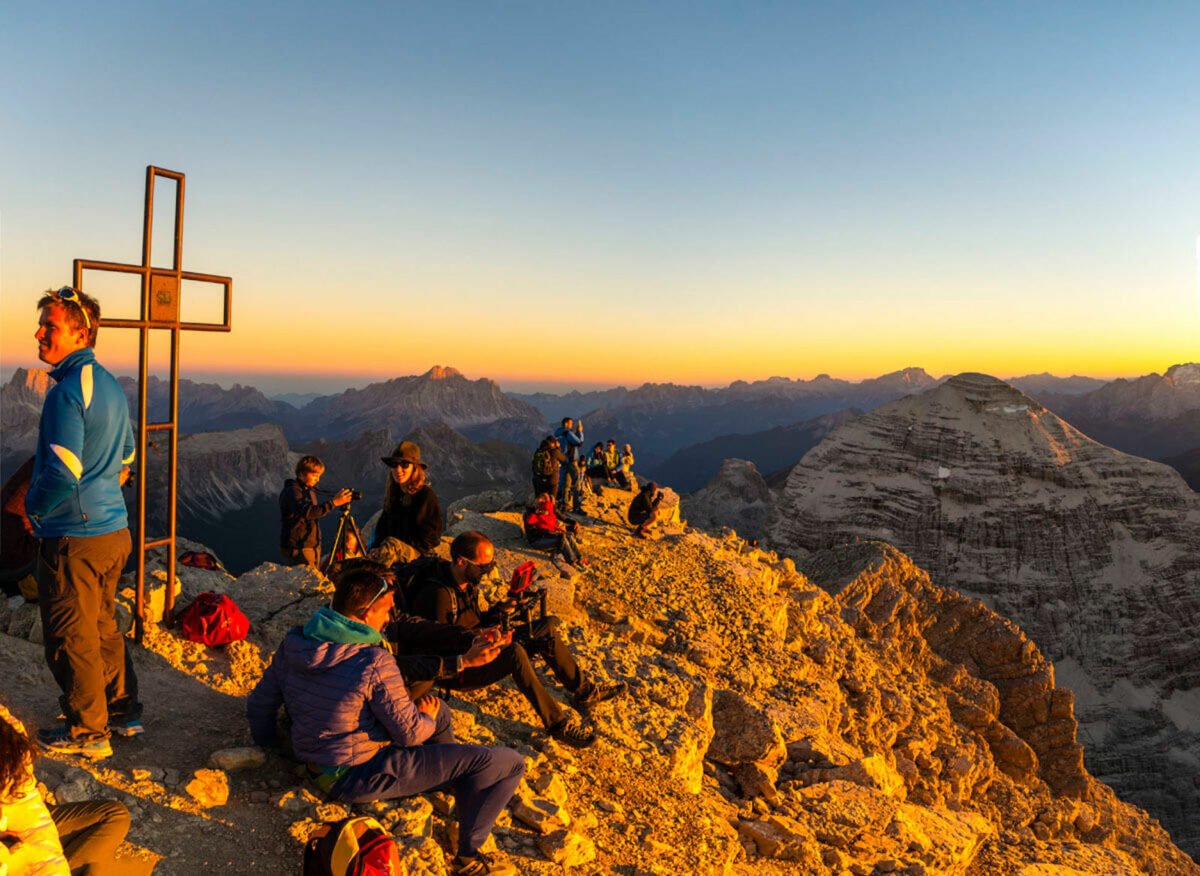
left=247, top=566, right=524, bottom=876
left=25, top=287, right=143, bottom=760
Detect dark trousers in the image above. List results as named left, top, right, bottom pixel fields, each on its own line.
left=50, top=799, right=135, bottom=875
left=37, top=530, right=141, bottom=741
left=532, top=474, right=556, bottom=499
left=529, top=532, right=582, bottom=565
left=413, top=619, right=582, bottom=728
left=330, top=705, right=525, bottom=857
left=280, top=546, right=318, bottom=568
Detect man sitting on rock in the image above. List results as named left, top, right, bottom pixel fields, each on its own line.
left=408, top=531, right=626, bottom=749
left=247, top=566, right=524, bottom=876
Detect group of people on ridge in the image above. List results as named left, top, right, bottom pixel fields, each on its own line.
left=3, top=284, right=670, bottom=875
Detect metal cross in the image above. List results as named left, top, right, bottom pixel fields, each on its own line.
left=73, top=165, right=233, bottom=640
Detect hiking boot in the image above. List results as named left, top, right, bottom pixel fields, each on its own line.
left=451, top=852, right=516, bottom=876
left=108, top=718, right=145, bottom=737
left=549, top=716, right=595, bottom=749
left=36, top=726, right=112, bottom=759
left=574, top=679, right=627, bottom=710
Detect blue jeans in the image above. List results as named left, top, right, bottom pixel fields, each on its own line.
left=329, top=705, right=525, bottom=856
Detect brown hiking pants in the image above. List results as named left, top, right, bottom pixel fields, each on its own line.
left=37, top=529, right=138, bottom=741
left=50, top=799, right=148, bottom=875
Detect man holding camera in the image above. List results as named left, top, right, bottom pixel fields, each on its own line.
left=553, top=417, right=584, bottom=512
left=279, top=455, right=352, bottom=568
left=408, top=531, right=625, bottom=748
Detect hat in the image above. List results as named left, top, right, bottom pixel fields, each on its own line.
left=380, top=441, right=426, bottom=469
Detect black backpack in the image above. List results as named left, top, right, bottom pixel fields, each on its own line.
left=532, top=446, right=557, bottom=477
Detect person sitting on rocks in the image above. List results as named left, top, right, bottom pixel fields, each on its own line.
left=523, top=493, right=586, bottom=571
left=586, top=443, right=609, bottom=489
left=604, top=440, right=621, bottom=484
left=370, top=441, right=442, bottom=565
left=2, top=699, right=146, bottom=876
left=279, top=455, right=352, bottom=568
left=628, top=481, right=666, bottom=539
left=618, top=443, right=636, bottom=491
left=247, top=566, right=523, bottom=876
left=408, top=532, right=626, bottom=748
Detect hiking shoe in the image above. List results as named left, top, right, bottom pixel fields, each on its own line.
left=574, top=680, right=627, bottom=710
left=549, top=716, right=595, bottom=749
left=108, top=718, right=144, bottom=737
left=451, top=852, right=516, bottom=876
left=36, top=727, right=112, bottom=759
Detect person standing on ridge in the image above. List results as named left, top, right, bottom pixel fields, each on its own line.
left=530, top=436, right=564, bottom=500
left=371, top=441, right=443, bottom=564
left=618, top=443, right=636, bottom=490
left=279, top=455, right=352, bottom=568
left=553, top=417, right=584, bottom=510
left=25, top=287, right=144, bottom=757
left=604, top=440, right=621, bottom=485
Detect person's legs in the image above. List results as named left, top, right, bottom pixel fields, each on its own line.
left=561, top=533, right=582, bottom=565
left=38, top=535, right=109, bottom=741
left=331, top=743, right=525, bottom=858
left=96, top=531, right=139, bottom=728
left=452, top=643, right=563, bottom=728
left=521, top=619, right=583, bottom=693
left=50, top=799, right=131, bottom=875
left=372, top=537, right=420, bottom=568
left=528, top=534, right=563, bottom=558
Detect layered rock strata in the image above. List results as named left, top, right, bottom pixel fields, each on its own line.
left=770, top=372, right=1200, bottom=855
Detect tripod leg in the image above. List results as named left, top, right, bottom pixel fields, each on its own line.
left=323, top=509, right=350, bottom=575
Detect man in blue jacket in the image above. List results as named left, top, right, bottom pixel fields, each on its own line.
left=248, top=566, right=524, bottom=876
left=553, top=417, right=584, bottom=512
left=26, top=288, right=142, bottom=759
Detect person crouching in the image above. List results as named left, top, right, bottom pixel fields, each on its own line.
left=247, top=566, right=523, bottom=876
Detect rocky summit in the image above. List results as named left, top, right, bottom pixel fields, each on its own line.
left=768, top=372, right=1200, bottom=856
left=2, top=480, right=1196, bottom=874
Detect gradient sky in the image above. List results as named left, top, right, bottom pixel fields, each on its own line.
left=2, top=1, right=1197, bottom=394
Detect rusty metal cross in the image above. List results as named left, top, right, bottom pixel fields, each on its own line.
left=73, top=165, right=232, bottom=640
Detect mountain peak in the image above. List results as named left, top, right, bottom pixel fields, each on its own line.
left=1165, top=362, right=1200, bottom=386
left=423, top=365, right=464, bottom=380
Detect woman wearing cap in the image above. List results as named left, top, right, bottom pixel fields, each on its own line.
left=369, top=441, right=443, bottom=562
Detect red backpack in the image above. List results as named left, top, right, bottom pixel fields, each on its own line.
left=302, top=816, right=403, bottom=876
left=177, top=592, right=249, bottom=645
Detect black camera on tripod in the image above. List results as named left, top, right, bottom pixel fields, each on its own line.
left=347, top=488, right=363, bottom=502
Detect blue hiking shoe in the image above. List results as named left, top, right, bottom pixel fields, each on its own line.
left=36, top=726, right=113, bottom=759
left=108, top=718, right=144, bottom=737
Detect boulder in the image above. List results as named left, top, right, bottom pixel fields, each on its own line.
left=185, top=769, right=230, bottom=808
left=208, top=747, right=268, bottom=772
left=537, top=829, right=597, bottom=867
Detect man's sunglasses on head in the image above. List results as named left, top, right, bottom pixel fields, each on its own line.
left=55, top=287, right=92, bottom=333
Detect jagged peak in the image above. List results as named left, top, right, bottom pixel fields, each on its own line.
left=423, top=365, right=465, bottom=380
left=1165, top=362, right=1200, bottom=385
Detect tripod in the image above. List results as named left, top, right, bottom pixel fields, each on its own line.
left=322, top=502, right=366, bottom=576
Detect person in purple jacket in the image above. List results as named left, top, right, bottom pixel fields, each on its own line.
left=247, top=566, right=524, bottom=876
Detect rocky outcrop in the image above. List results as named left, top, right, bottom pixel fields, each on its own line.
left=682, top=459, right=777, bottom=542
left=770, top=372, right=1200, bottom=855
left=144, top=424, right=295, bottom=527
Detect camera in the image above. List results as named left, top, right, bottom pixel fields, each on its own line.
left=348, top=489, right=363, bottom=501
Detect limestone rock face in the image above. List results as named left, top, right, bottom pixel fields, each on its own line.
left=0, top=368, right=50, bottom=479
left=682, top=458, right=778, bottom=542
left=770, top=372, right=1200, bottom=855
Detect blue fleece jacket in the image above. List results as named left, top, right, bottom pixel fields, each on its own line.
left=25, top=348, right=134, bottom=538
left=554, top=425, right=584, bottom=461
left=246, top=608, right=436, bottom=768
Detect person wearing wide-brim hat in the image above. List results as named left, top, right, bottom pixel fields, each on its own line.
left=369, top=441, right=442, bottom=564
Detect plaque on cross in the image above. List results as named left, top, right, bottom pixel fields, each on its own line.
left=73, top=165, right=233, bottom=640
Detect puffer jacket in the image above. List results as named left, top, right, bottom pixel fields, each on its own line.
left=246, top=608, right=435, bottom=767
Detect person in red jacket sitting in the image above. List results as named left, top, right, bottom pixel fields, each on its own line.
left=523, top=494, right=586, bottom=568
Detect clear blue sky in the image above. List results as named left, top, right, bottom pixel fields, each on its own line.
left=2, top=1, right=1197, bottom=392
